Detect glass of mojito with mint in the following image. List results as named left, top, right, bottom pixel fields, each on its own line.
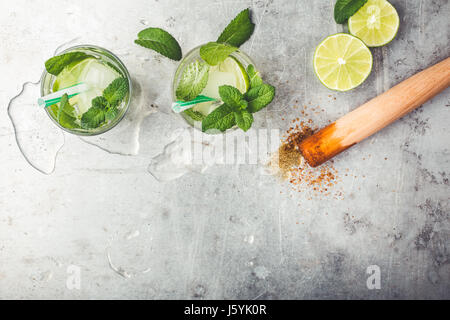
left=172, top=45, right=257, bottom=132
left=41, top=45, right=131, bottom=135
left=134, top=8, right=275, bottom=134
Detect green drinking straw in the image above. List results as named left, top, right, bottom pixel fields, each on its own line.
left=38, top=82, right=89, bottom=108
left=172, top=95, right=217, bottom=113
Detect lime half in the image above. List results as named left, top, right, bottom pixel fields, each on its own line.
left=349, top=0, right=400, bottom=47
left=313, top=33, right=373, bottom=91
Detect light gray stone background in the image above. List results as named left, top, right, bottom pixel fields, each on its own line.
left=0, top=0, right=449, bottom=299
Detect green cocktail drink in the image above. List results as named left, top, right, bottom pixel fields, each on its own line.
left=172, top=45, right=255, bottom=130
left=135, top=8, right=275, bottom=134
left=41, top=45, right=131, bottom=135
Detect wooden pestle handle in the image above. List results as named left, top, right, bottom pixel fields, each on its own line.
left=299, top=57, right=450, bottom=167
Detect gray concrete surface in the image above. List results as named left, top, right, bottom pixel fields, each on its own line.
left=0, top=0, right=449, bottom=299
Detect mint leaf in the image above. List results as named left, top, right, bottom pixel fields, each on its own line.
left=57, top=94, right=79, bottom=129
left=81, top=107, right=105, bottom=129
left=200, top=42, right=238, bottom=66
left=105, top=106, right=118, bottom=122
left=176, top=60, right=210, bottom=101
left=183, top=108, right=205, bottom=121
left=91, top=96, right=117, bottom=122
left=334, top=0, right=368, bottom=24
left=234, top=110, right=253, bottom=132
left=91, top=96, right=109, bottom=109
left=202, top=104, right=236, bottom=132
left=103, top=78, right=128, bottom=107
left=45, top=52, right=92, bottom=76
left=246, top=84, right=275, bottom=113
left=218, top=85, right=245, bottom=110
left=59, top=112, right=80, bottom=129
left=57, top=94, right=76, bottom=119
left=217, top=8, right=255, bottom=47
left=135, top=27, right=182, bottom=61
left=246, top=64, right=263, bottom=89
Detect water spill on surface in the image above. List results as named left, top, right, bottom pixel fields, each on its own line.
left=7, top=81, right=65, bottom=174
left=106, top=226, right=153, bottom=279
left=7, top=38, right=160, bottom=173
left=148, top=129, right=205, bottom=181
left=148, top=127, right=228, bottom=181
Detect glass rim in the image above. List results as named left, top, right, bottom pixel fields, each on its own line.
left=171, top=44, right=256, bottom=134
left=40, top=44, right=132, bottom=136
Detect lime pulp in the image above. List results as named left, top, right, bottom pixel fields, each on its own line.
left=348, top=0, right=400, bottom=47
left=313, top=33, right=373, bottom=91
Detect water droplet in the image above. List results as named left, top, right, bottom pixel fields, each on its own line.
left=148, top=128, right=217, bottom=181
left=106, top=226, right=153, bottom=279
left=253, top=266, right=270, bottom=280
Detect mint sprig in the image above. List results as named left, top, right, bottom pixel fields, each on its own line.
left=45, top=52, right=92, bottom=76
left=103, top=78, right=129, bottom=107
left=105, top=106, right=119, bottom=122
left=246, top=64, right=263, bottom=89
left=234, top=109, right=253, bottom=132
left=176, top=60, right=210, bottom=101
left=202, top=104, right=236, bottom=132
left=218, top=85, right=246, bottom=110
left=199, top=8, right=255, bottom=67
left=217, top=8, right=255, bottom=47
left=81, top=106, right=105, bottom=129
left=91, top=96, right=109, bottom=109
left=334, top=0, right=368, bottom=24
left=201, top=77, right=275, bottom=132
left=246, top=84, right=275, bottom=113
left=57, top=94, right=79, bottom=129
left=135, top=27, right=182, bottom=61
left=80, top=77, right=129, bottom=129
left=200, top=42, right=238, bottom=66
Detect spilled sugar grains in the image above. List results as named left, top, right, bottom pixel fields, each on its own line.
left=269, top=105, right=344, bottom=199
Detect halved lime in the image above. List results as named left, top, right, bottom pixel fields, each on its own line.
left=349, top=0, right=400, bottom=47
left=313, top=33, right=373, bottom=91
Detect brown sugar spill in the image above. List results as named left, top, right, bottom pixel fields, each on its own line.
left=268, top=110, right=342, bottom=198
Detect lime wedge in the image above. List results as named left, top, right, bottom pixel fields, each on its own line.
left=53, top=58, right=95, bottom=91
left=313, top=33, right=373, bottom=91
left=349, top=0, right=400, bottom=47
left=218, top=56, right=250, bottom=93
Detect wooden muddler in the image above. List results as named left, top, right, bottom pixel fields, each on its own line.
left=299, top=57, right=450, bottom=167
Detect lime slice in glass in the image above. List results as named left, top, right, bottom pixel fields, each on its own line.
left=194, top=57, right=250, bottom=115
left=218, top=56, right=250, bottom=93
left=349, top=0, right=400, bottom=47
left=53, top=58, right=120, bottom=114
left=313, top=33, right=373, bottom=91
left=53, top=58, right=95, bottom=91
